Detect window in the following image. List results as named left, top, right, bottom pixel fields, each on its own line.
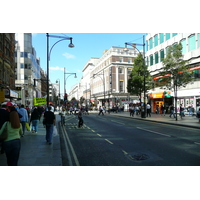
left=155, top=52, right=158, bottom=64
left=146, top=40, right=148, bottom=51
left=172, top=33, right=178, bottom=37
left=128, top=58, right=132, bottom=63
left=198, top=33, right=200, bottom=47
left=188, top=34, right=196, bottom=51
left=160, top=49, right=164, bottom=62
left=165, top=33, right=170, bottom=41
left=180, top=39, right=186, bottom=54
left=154, top=35, right=158, bottom=47
left=118, top=67, right=123, bottom=74
left=119, top=57, right=123, bottom=62
left=149, top=38, right=153, bottom=49
left=150, top=55, right=153, bottom=66
left=20, top=63, right=24, bottom=68
left=119, top=81, right=124, bottom=92
left=127, top=68, right=132, bottom=76
left=159, top=33, right=164, bottom=44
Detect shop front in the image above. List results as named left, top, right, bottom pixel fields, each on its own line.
left=149, top=91, right=172, bottom=113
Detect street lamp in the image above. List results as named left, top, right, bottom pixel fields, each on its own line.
left=93, top=70, right=106, bottom=106
left=56, top=79, right=60, bottom=110
left=124, top=35, right=146, bottom=118
left=64, top=68, right=77, bottom=103
left=46, top=33, right=74, bottom=107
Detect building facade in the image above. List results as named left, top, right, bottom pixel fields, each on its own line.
left=0, top=33, right=18, bottom=102
left=146, top=33, right=200, bottom=113
left=15, top=33, right=41, bottom=107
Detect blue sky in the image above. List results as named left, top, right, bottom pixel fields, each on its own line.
left=32, top=33, right=145, bottom=97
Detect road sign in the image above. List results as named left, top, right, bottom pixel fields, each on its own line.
left=34, top=97, right=46, bottom=105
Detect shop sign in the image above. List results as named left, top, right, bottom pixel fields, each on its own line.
left=34, top=97, right=46, bottom=105
left=149, top=92, right=164, bottom=99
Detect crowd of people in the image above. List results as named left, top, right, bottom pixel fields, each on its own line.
left=0, top=103, right=56, bottom=166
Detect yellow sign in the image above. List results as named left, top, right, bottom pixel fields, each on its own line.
left=0, top=89, right=5, bottom=103
left=34, top=97, right=46, bottom=105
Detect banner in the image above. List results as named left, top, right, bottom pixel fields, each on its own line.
left=34, top=97, right=46, bottom=105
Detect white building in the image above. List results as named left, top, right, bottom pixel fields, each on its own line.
left=15, top=33, right=41, bottom=107
left=146, top=33, right=200, bottom=113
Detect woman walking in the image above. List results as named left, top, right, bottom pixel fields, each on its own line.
left=30, top=107, right=40, bottom=133
left=0, top=110, right=23, bottom=166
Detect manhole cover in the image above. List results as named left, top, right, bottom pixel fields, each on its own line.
left=132, top=154, right=149, bottom=161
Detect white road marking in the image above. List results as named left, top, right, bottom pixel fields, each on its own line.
left=194, top=142, right=200, bottom=145
left=111, top=120, right=125, bottom=125
left=105, top=139, right=113, bottom=144
left=137, top=127, right=171, bottom=137
left=97, top=134, right=102, bottom=137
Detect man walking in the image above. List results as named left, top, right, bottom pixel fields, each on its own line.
left=43, top=106, right=56, bottom=145
left=98, top=106, right=104, bottom=115
left=18, top=104, right=28, bottom=136
left=146, top=103, right=151, bottom=117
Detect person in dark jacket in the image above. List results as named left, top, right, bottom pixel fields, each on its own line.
left=43, top=106, right=56, bottom=145
left=30, top=107, right=40, bottom=133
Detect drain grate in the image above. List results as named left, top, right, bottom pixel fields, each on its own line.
left=132, top=154, right=149, bottom=161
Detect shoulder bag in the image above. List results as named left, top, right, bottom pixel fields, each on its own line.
left=0, top=122, right=8, bottom=141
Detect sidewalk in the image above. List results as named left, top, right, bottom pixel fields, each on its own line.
left=108, top=111, right=200, bottom=129
left=0, top=113, right=62, bottom=166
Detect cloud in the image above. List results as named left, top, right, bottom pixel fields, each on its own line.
left=62, top=52, right=75, bottom=59
left=49, top=66, right=65, bottom=71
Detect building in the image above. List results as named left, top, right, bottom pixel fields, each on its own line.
left=0, top=33, right=18, bottom=102
left=15, top=33, right=41, bottom=107
left=90, top=46, right=139, bottom=110
left=146, top=33, right=200, bottom=113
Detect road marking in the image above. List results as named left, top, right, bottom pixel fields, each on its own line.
left=97, top=134, right=102, bottom=137
left=91, top=129, right=95, bottom=132
left=194, top=142, right=200, bottom=145
left=122, top=150, right=128, bottom=155
left=105, top=139, right=113, bottom=144
left=111, top=120, right=125, bottom=125
left=137, top=127, right=171, bottom=137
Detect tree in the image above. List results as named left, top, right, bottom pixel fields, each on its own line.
left=157, top=43, right=194, bottom=120
left=127, top=53, right=151, bottom=103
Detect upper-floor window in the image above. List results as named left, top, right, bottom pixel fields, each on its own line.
left=154, top=35, right=158, bottom=47
left=160, top=49, right=164, bottom=62
left=155, top=52, right=158, bottom=64
left=119, top=57, right=123, bottom=62
left=118, top=67, right=123, bottom=74
left=150, top=55, right=153, bottom=66
left=188, top=34, right=196, bottom=51
left=128, top=58, right=132, bottom=63
left=149, top=38, right=153, bottom=49
left=166, top=33, right=170, bottom=41
left=159, top=33, right=164, bottom=44
left=180, top=39, right=186, bottom=54
left=198, top=33, right=200, bottom=48
left=119, top=81, right=124, bottom=92
left=172, top=33, right=178, bottom=37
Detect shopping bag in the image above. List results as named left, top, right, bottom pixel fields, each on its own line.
left=53, top=126, right=58, bottom=137
left=26, top=122, right=30, bottom=131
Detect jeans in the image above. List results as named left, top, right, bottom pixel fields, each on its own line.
left=31, top=119, right=39, bottom=132
left=3, top=139, right=21, bottom=166
left=20, top=121, right=26, bottom=135
left=45, top=124, right=54, bottom=143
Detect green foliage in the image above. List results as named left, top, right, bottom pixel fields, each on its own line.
left=127, top=53, right=152, bottom=97
left=158, top=43, right=194, bottom=90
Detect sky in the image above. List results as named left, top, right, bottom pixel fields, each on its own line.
left=32, top=33, right=145, bottom=97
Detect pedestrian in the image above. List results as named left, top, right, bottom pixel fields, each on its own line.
left=78, top=108, right=83, bottom=128
left=169, top=104, right=175, bottom=118
left=17, top=104, right=29, bottom=136
left=146, top=103, right=151, bottom=117
left=43, top=106, right=56, bottom=145
left=156, top=105, right=159, bottom=114
left=0, top=110, right=23, bottom=166
left=0, top=104, right=10, bottom=154
left=30, top=107, right=40, bottom=133
left=180, top=104, right=184, bottom=119
left=69, top=106, right=73, bottom=115
left=98, top=106, right=104, bottom=115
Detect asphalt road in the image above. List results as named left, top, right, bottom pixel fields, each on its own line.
left=61, top=113, right=200, bottom=166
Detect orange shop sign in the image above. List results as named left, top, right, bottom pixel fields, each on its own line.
left=149, top=92, right=164, bottom=99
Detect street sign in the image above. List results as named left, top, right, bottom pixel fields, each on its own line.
left=34, top=97, right=46, bottom=105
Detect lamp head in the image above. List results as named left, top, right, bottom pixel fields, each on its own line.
left=68, top=38, right=74, bottom=48
left=74, top=74, right=77, bottom=78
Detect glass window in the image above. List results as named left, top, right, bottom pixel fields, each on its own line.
left=198, top=33, right=200, bottom=47
left=118, top=67, right=123, bottom=74
left=20, top=63, right=24, bottom=68
left=149, top=38, right=153, bottom=49
left=146, top=40, right=148, bottom=51
left=154, top=35, right=158, bottom=47
left=119, top=81, right=124, bottom=92
left=180, top=39, right=186, bottom=54
left=150, top=55, right=153, bottom=66
left=160, top=49, right=164, bottom=62
left=189, top=34, right=196, bottom=51
left=172, top=33, right=178, bottom=37
left=166, top=33, right=170, bottom=41
left=155, top=52, right=158, bottom=64
left=159, top=33, right=164, bottom=44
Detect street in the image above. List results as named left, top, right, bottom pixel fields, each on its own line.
left=60, top=112, right=200, bottom=166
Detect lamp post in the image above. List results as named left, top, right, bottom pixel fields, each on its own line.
left=56, top=79, right=60, bottom=111
left=125, top=35, right=146, bottom=118
left=64, top=68, right=77, bottom=103
left=93, top=70, right=105, bottom=106
left=46, top=33, right=74, bottom=107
